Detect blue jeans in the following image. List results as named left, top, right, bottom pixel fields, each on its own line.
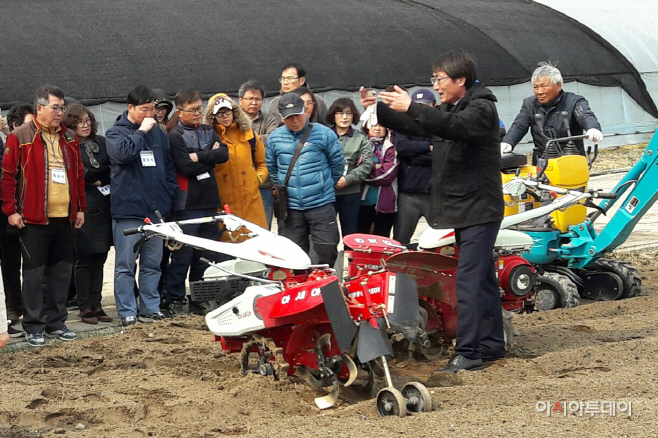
left=260, top=187, right=274, bottom=230
left=113, top=218, right=164, bottom=318
left=165, top=208, right=219, bottom=305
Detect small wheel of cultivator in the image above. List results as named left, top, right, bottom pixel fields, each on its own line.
left=401, top=382, right=432, bottom=413
left=376, top=388, right=407, bottom=417
left=533, top=272, right=580, bottom=311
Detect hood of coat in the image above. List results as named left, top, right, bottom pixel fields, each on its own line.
left=204, top=93, right=252, bottom=131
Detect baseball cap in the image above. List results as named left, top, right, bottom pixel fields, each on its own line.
left=278, top=93, right=305, bottom=119
left=412, top=88, right=436, bottom=105
left=212, top=97, right=233, bottom=114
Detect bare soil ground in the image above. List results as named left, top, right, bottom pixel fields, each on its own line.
left=1, top=249, right=656, bottom=438
left=1, top=144, right=656, bottom=438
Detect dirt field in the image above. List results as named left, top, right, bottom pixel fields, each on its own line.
left=0, top=249, right=656, bottom=438
left=1, top=143, right=657, bottom=438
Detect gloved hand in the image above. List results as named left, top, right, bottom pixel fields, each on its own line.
left=586, top=128, right=603, bottom=143
left=500, top=142, right=513, bottom=155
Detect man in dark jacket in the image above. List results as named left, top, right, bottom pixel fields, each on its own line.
left=373, top=50, right=505, bottom=373
left=392, top=88, right=436, bottom=246
left=105, top=85, right=178, bottom=327
left=164, top=88, right=228, bottom=317
left=0, top=103, right=34, bottom=338
left=268, top=63, right=329, bottom=126
left=502, top=62, right=603, bottom=163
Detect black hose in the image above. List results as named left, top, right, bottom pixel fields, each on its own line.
left=554, top=266, right=584, bottom=286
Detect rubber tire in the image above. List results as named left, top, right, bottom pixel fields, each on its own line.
left=589, top=259, right=641, bottom=299
left=401, top=382, right=433, bottom=413
left=533, top=272, right=580, bottom=310
left=376, top=388, right=408, bottom=417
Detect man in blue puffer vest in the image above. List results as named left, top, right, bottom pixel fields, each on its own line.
left=266, top=93, right=344, bottom=266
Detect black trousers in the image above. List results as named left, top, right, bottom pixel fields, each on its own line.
left=393, top=192, right=431, bottom=245
left=75, top=251, right=109, bottom=311
left=20, top=219, right=74, bottom=334
left=454, top=220, right=505, bottom=360
left=0, top=219, right=22, bottom=317
left=279, top=203, right=340, bottom=267
left=357, top=205, right=396, bottom=238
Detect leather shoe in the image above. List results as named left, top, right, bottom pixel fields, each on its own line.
left=93, top=308, right=114, bottom=323
left=437, top=354, right=484, bottom=373
left=481, top=353, right=505, bottom=362
left=480, top=348, right=505, bottom=363
left=79, top=310, right=98, bottom=325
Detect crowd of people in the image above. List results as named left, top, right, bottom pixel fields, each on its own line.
left=0, top=57, right=602, bottom=365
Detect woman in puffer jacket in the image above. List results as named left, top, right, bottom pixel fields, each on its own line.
left=204, top=93, right=268, bottom=229
left=358, top=122, right=399, bottom=237
left=326, top=98, right=373, bottom=237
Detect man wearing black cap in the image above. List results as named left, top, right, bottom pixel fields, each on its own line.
left=265, top=93, right=344, bottom=266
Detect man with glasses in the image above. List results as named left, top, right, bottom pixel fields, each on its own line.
left=105, top=85, right=178, bottom=327
left=0, top=85, right=86, bottom=346
left=164, top=88, right=228, bottom=317
left=239, top=80, right=278, bottom=228
left=238, top=80, right=278, bottom=141
left=267, top=63, right=328, bottom=126
left=367, top=50, right=506, bottom=373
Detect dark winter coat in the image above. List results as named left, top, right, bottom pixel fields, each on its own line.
left=503, top=90, right=601, bottom=161
left=168, top=123, right=228, bottom=211
left=105, top=111, right=177, bottom=220
left=377, top=82, right=504, bottom=229
left=74, top=136, right=112, bottom=255
left=393, top=132, right=432, bottom=193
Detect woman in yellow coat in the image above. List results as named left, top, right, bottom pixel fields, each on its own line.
left=204, top=93, right=268, bottom=229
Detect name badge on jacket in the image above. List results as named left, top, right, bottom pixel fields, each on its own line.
left=51, top=168, right=67, bottom=184
left=140, top=150, right=156, bottom=167
left=98, top=185, right=111, bottom=196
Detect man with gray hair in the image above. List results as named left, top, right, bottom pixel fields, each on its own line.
left=502, top=62, right=603, bottom=164
left=238, top=79, right=279, bottom=228
left=238, top=80, right=278, bottom=142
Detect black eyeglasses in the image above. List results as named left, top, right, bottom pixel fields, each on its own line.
left=179, top=106, right=204, bottom=115
left=76, top=118, right=91, bottom=127
left=279, top=76, right=299, bottom=83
